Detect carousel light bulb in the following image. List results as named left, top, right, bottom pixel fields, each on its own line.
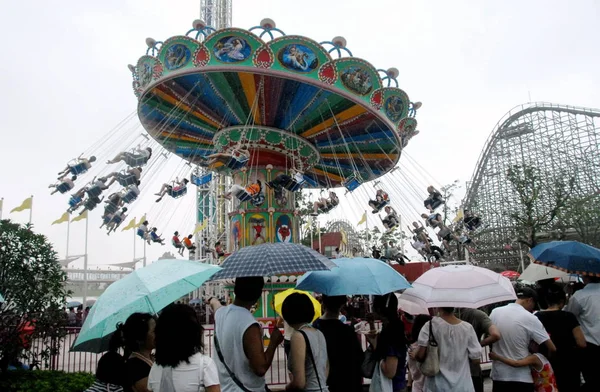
left=145, top=37, right=157, bottom=48
left=413, top=101, right=423, bottom=110
left=332, top=36, right=347, bottom=48
left=260, top=18, right=276, bottom=29
left=192, top=19, right=207, bottom=30
left=386, top=67, right=399, bottom=79
left=127, top=64, right=136, bottom=72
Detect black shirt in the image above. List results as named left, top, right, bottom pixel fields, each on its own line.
left=313, top=318, right=363, bottom=392
left=124, top=357, right=151, bottom=392
left=536, top=310, right=579, bottom=358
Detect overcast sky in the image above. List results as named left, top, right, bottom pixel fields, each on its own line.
left=1, top=0, right=599, bottom=269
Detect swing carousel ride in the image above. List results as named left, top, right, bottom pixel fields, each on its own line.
left=53, top=18, right=479, bottom=269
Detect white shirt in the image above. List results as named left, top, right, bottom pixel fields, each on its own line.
left=294, top=172, right=305, bottom=183
left=489, top=303, right=550, bottom=383
left=566, top=282, right=600, bottom=345
left=213, top=305, right=266, bottom=392
left=148, top=353, right=219, bottom=392
left=418, top=317, right=481, bottom=392
left=335, top=252, right=342, bottom=259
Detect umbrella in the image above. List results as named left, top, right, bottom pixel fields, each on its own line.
left=529, top=241, right=600, bottom=277
left=295, top=257, right=412, bottom=295
left=0, top=292, right=4, bottom=302
left=71, top=259, right=221, bottom=353
left=274, top=289, right=321, bottom=322
left=400, top=265, right=516, bottom=309
left=395, top=294, right=429, bottom=315
left=519, top=262, right=569, bottom=282
left=67, top=301, right=82, bottom=308
left=211, top=242, right=336, bottom=279
left=500, top=270, right=520, bottom=279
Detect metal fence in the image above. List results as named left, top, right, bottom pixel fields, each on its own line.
left=30, top=326, right=492, bottom=385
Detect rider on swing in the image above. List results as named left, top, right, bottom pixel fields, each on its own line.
left=106, top=146, right=152, bottom=167
left=155, top=178, right=189, bottom=203
left=424, top=185, right=444, bottom=212
left=106, top=167, right=142, bottom=188
left=221, top=181, right=262, bottom=203
left=57, top=155, right=96, bottom=178
left=380, top=206, right=399, bottom=230
left=422, top=212, right=444, bottom=229
left=311, top=191, right=339, bottom=216
left=205, top=148, right=249, bottom=170
left=267, top=170, right=305, bottom=192
left=368, top=189, right=389, bottom=213
left=49, top=175, right=77, bottom=195
left=148, top=227, right=165, bottom=245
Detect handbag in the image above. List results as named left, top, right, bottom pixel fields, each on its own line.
left=361, top=345, right=377, bottom=378
left=369, top=361, right=393, bottom=392
left=298, top=330, right=323, bottom=392
left=418, top=318, right=440, bottom=377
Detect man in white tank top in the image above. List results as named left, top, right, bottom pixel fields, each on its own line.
left=209, top=277, right=284, bottom=392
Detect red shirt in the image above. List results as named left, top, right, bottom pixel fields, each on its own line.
left=172, top=235, right=181, bottom=244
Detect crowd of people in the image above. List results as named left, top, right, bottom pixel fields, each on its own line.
left=85, top=275, right=599, bottom=392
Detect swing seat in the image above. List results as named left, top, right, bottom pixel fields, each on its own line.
left=122, top=191, right=138, bottom=204
left=104, top=201, right=119, bottom=216
left=69, top=163, right=88, bottom=175
left=117, top=173, right=137, bottom=187
left=86, top=186, right=103, bottom=198
left=123, top=152, right=148, bottom=167
left=284, top=178, right=305, bottom=192
left=372, top=200, right=389, bottom=212
left=237, top=191, right=253, bottom=202
left=136, top=228, right=146, bottom=238
left=424, top=197, right=444, bottom=210
left=69, top=195, right=82, bottom=208
left=191, top=173, right=213, bottom=186
left=302, top=175, right=318, bottom=187
left=343, top=175, right=362, bottom=192
left=226, top=155, right=249, bottom=170
left=102, top=215, right=113, bottom=225
left=172, top=239, right=183, bottom=248
left=111, top=215, right=124, bottom=226
left=168, top=187, right=187, bottom=198
left=83, top=199, right=99, bottom=211
left=56, top=182, right=72, bottom=194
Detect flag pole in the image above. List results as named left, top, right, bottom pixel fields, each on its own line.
left=143, top=237, right=147, bottom=267
left=82, top=214, right=89, bottom=310
left=365, top=209, right=369, bottom=253
left=133, top=228, right=136, bottom=269
left=28, top=195, right=33, bottom=225
left=318, top=219, right=322, bottom=255
left=66, top=214, right=71, bottom=259
left=0, top=197, right=4, bottom=220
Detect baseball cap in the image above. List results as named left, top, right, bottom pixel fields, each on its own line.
left=516, top=287, right=538, bottom=302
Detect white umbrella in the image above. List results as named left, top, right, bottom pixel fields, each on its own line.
left=395, top=294, right=429, bottom=315
left=401, top=265, right=516, bottom=309
left=519, top=262, right=569, bottom=282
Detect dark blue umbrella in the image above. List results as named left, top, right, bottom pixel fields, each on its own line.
left=211, top=242, right=336, bottom=279
left=529, top=241, right=600, bottom=277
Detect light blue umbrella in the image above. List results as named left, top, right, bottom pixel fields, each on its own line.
left=0, top=292, right=4, bottom=302
left=296, top=257, right=412, bottom=295
left=71, top=259, right=221, bottom=353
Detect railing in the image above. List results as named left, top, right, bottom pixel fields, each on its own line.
left=30, top=326, right=492, bottom=384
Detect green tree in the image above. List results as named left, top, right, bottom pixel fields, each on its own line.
left=0, top=220, right=70, bottom=371
left=555, top=193, right=600, bottom=248
left=505, top=165, right=575, bottom=249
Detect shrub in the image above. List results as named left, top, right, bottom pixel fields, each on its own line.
left=0, top=370, right=95, bottom=392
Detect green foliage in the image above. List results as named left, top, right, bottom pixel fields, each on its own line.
left=555, top=193, right=600, bottom=248
left=0, top=220, right=70, bottom=371
left=505, top=165, right=575, bottom=249
left=0, top=371, right=95, bottom=392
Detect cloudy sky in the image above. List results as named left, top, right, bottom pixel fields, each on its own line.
left=1, top=0, right=599, bottom=269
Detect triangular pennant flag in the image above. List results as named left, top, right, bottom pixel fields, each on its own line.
left=71, top=210, right=88, bottom=223
left=10, top=197, right=32, bottom=213
left=357, top=212, right=367, bottom=226
left=52, top=212, right=70, bottom=226
left=121, top=217, right=137, bottom=231
left=193, top=220, right=208, bottom=235
left=303, top=216, right=313, bottom=231
left=137, top=214, right=147, bottom=227
left=453, top=209, right=464, bottom=223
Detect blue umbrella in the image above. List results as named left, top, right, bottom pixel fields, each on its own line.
left=211, top=242, right=336, bottom=279
left=529, top=241, right=600, bottom=277
left=71, top=259, right=221, bottom=353
left=295, top=257, right=412, bottom=295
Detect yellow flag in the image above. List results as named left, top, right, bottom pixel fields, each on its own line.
left=193, top=220, right=208, bottom=235
left=340, top=229, right=348, bottom=245
left=71, top=210, right=88, bottom=223
left=303, top=216, right=313, bottom=231
left=357, top=212, right=367, bottom=226
left=453, top=209, right=464, bottom=223
left=52, top=212, right=70, bottom=225
left=137, top=214, right=147, bottom=227
left=121, top=217, right=137, bottom=231
left=10, top=197, right=32, bottom=213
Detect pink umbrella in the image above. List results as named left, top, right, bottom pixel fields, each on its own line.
left=401, top=265, right=516, bottom=309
